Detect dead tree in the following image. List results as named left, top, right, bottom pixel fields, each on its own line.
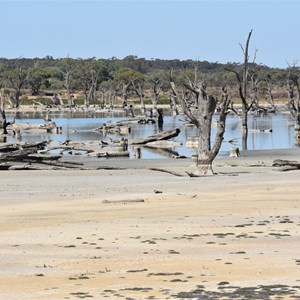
left=169, top=93, right=178, bottom=116
left=133, top=82, right=146, bottom=115
left=151, top=78, right=163, bottom=115
left=171, top=79, right=230, bottom=175
left=286, top=73, right=300, bottom=147
left=263, top=74, right=276, bottom=110
left=1, top=110, right=15, bottom=134
left=225, top=30, right=257, bottom=150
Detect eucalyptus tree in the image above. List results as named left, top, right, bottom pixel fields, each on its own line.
left=170, top=70, right=230, bottom=175
left=75, top=59, right=110, bottom=107
left=146, top=71, right=168, bottom=115
left=57, top=57, right=77, bottom=106
left=99, top=79, right=120, bottom=109
left=27, top=67, right=53, bottom=95
left=259, top=73, right=276, bottom=109
left=3, top=66, right=32, bottom=109
left=114, top=68, right=144, bottom=106
left=132, top=79, right=146, bottom=115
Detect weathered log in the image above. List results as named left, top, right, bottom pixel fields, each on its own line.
left=27, top=154, right=62, bottom=161
left=103, top=199, right=145, bottom=204
left=11, top=121, right=57, bottom=132
left=272, top=159, right=300, bottom=171
left=144, top=140, right=182, bottom=149
left=0, top=144, right=19, bottom=153
left=97, top=151, right=130, bottom=158
left=128, top=128, right=180, bottom=145
left=0, top=147, right=39, bottom=161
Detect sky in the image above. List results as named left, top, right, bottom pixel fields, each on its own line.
left=0, top=0, right=299, bottom=68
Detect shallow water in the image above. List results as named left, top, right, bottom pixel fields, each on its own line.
left=4, top=110, right=297, bottom=159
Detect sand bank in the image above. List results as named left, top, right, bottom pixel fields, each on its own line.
left=0, top=150, right=300, bottom=299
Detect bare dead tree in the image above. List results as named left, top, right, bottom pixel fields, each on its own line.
left=249, top=71, right=267, bottom=115
left=286, top=70, right=300, bottom=147
left=225, top=29, right=261, bottom=150
left=169, top=93, right=178, bottom=116
left=133, top=82, right=146, bottom=115
left=1, top=109, right=15, bottom=135
left=263, top=74, right=276, bottom=109
left=170, top=74, right=230, bottom=175
left=151, top=78, right=163, bottom=115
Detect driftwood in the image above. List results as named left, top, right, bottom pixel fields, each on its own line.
left=149, top=167, right=184, bottom=177
left=102, top=198, right=145, bottom=204
left=272, top=159, right=300, bottom=171
left=144, top=140, right=182, bottom=149
left=97, top=151, right=129, bottom=158
left=1, top=146, right=41, bottom=161
left=48, top=139, right=129, bottom=157
left=129, top=128, right=180, bottom=145
left=11, top=120, right=57, bottom=132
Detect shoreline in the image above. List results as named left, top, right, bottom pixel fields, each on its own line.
left=1, top=151, right=300, bottom=299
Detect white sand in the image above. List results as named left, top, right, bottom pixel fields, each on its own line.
left=0, top=153, right=300, bottom=299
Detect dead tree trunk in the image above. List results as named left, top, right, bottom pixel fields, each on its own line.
left=134, top=83, right=146, bottom=115
left=287, top=73, right=300, bottom=147
left=169, top=94, right=178, bottom=116
left=225, top=30, right=255, bottom=151
left=151, top=78, right=163, bottom=115
left=1, top=110, right=15, bottom=135
left=171, top=80, right=230, bottom=176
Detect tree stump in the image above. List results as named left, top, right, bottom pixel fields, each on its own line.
left=133, top=146, right=142, bottom=159
left=229, top=147, right=240, bottom=157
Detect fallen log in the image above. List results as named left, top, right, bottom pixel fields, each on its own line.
left=0, top=147, right=39, bottom=161
left=97, top=151, right=130, bottom=158
left=272, top=159, right=300, bottom=171
left=12, top=121, right=57, bottom=132
left=144, top=140, right=182, bottom=149
left=128, top=128, right=180, bottom=145
left=0, top=144, right=19, bottom=153
left=102, top=198, right=145, bottom=204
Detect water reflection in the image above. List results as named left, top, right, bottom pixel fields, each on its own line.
left=3, top=111, right=297, bottom=159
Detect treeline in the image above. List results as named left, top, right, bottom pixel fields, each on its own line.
left=0, top=55, right=298, bottom=108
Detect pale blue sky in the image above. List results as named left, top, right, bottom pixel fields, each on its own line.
left=0, top=0, right=298, bottom=68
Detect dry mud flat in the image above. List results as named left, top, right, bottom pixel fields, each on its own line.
left=0, top=150, right=300, bottom=299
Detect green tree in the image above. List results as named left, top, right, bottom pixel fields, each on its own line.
left=3, top=66, right=32, bottom=109
left=75, top=59, right=110, bottom=107
left=28, top=67, right=53, bottom=95
left=114, top=68, right=144, bottom=106
left=58, top=57, right=77, bottom=106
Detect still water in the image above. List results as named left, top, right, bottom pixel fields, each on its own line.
left=5, top=111, right=296, bottom=159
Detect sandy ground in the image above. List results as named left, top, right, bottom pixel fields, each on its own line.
left=1, top=151, right=300, bottom=299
